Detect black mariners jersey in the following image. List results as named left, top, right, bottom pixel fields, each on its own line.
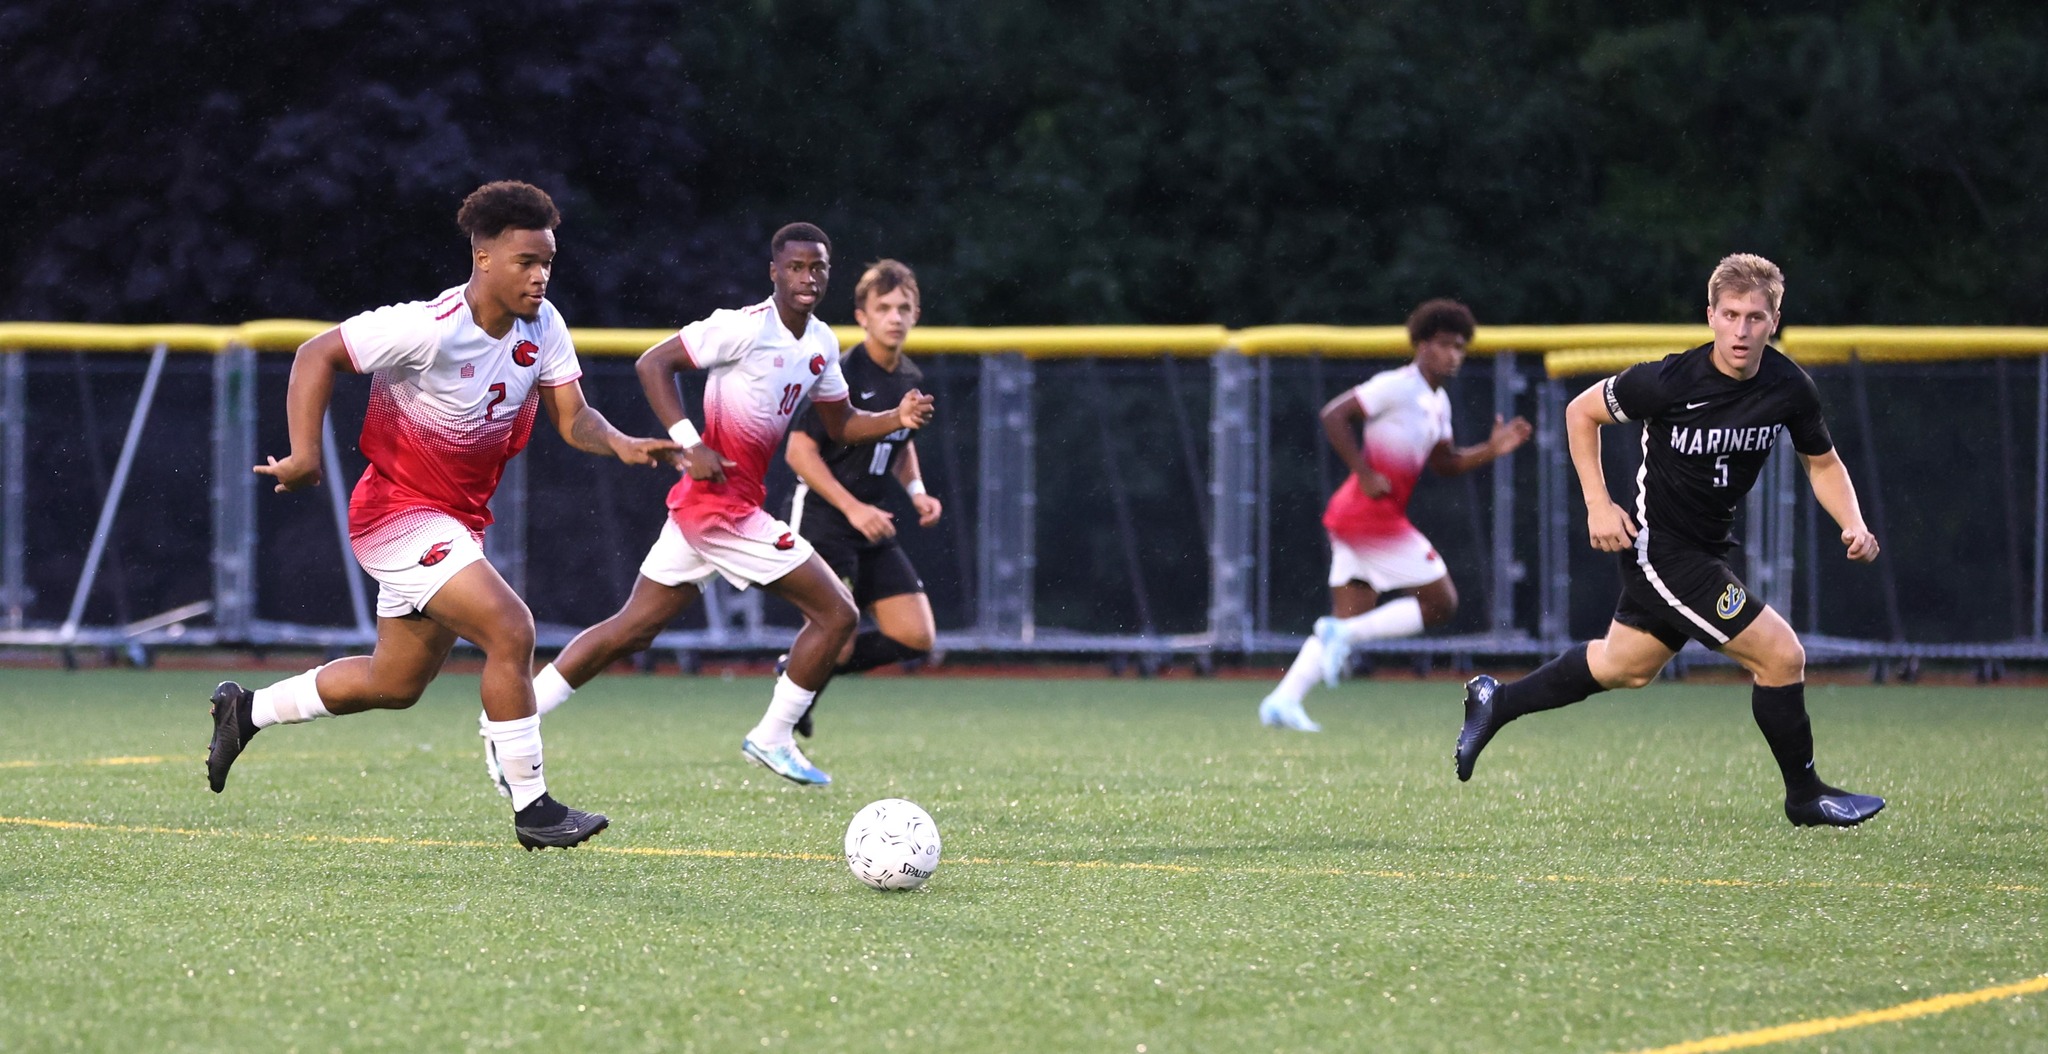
left=1603, top=342, right=1833, bottom=554
left=792, top=342, right=924, bottom=510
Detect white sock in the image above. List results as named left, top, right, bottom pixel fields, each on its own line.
left=251, top=666, right=334, bottom=729
left=481, top=715, right=547, bottom=811
left=1339, top=596, right=1425, bottom=643
left=1270, top=637, right=1324, bottom=705
left=746, top=674, right=816, bottom=749
left=533, top=664, right=575, bottom=717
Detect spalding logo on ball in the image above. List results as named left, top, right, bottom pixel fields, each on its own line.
left=844, top=798, right=941, bottom=890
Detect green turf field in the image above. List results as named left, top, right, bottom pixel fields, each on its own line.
left=2, top=668, right=2043, bottom=1053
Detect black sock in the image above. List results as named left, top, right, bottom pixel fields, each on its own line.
left=835, top=631, right=928, bottom=676
left=1752, top=682, right=1834, bottom=801
left=236, top=689, right=260, bottom=741
left=516, top=793, right=568, bottom=825
left=1493, top=644, right=1608, bottom=723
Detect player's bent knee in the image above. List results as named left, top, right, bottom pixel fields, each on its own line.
left=1614, top=668, right=1658, bottom=690
left=477, top=611, right=537, bottom=659
left=810, top=597, right=858, bottom=640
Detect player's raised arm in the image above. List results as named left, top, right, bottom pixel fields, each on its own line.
left=1427, top=414, right=1534, bottom=477
left=812, top=387, right=934, bottom=446
left=254, top=327, right=356, bottom=493
left=1565, top=379, right=1636, bottom=551
left=1798, top=449, right=1880, bottom=562
left=1319, top=390, right=1389, bottom=497
left=636, top=333, right=734, bottom=482
left=895, top=441, right=942, bottom=527
left=535, top=379, right=680, bottom=468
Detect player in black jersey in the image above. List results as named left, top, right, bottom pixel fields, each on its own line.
left=1454, top=254, right=1886, bottom=827
left=778, top=260, right=943, bottom=737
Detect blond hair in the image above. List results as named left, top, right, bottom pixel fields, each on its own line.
left=853, top=259, right=920, bottom=312
left=1707, top=253, right=1784, bottom=314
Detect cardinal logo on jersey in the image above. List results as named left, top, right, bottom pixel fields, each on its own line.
left=1716, top=583, right=1746, bottom=619
left=420, top=541, right=454, bottom=567
left=511, top=339, right=539, bottom=367
left=809, top=354, right=826, bottom=376
left=774, top=533, right=796, bottom=551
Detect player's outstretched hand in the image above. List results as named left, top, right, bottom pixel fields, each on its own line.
left=683, top=443, right=737, bottom=483
left=1358, top=468, right=1393, bottom=499
left=254, top=453, right=321, bottom=494
left=896, top=389, right=935, bottom=430
left=912, top=492, right=943, bottom=527
left=1587, top=501, right=1639, bottom=552
left=1491, top=414, right=1534, bottom=455
left=617, top=436, right=685, bottom=468
left=848, top=502, right=896, bottom=542
left=1841, top=525, right=1880, bottom=562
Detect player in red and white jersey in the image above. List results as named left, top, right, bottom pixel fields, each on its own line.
left=506, top=223, right=933, bottom=788
left=204, top=181, right=680, bottom=849
left=1258, top=299, right=1533, bottom=732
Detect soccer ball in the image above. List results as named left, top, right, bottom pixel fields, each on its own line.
left=844, top=798, right=941, bottom=891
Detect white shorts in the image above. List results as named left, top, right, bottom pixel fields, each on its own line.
left=1328, top=529, right=1446, bottom=592
left=640, top=508, right=814, bottom=590
left=350, top=509, right=488, bottom=619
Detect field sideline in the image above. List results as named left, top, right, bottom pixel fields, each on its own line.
left=3, top=669, right=2043, bottom=1052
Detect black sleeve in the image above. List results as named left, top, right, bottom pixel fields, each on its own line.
left=1604, top=361, right=1671, bottom=423
left=1784, top=370, right=1834, bottom=456
left=793, top=401, right=830, bottom=448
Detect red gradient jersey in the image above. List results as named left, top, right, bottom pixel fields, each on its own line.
left=338, top=285, right=582, bottom=535
left=667, top=297, right=848, bottom=524
left=1321, top=364, right=1453, bottom=544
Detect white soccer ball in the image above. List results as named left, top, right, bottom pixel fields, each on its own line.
left=844, top=798, right=941, bottom=890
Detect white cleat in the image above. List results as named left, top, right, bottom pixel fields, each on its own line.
left=1313, top=616, right=1350, bottom=687
left=481, top=714, right=511, bottom=800
left=1258, top=692, right=1322, bottom=733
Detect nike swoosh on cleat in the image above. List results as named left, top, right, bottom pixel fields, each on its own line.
left=860, top=391, right=877, bottom=399
left=1685, top=400, right=1710, bottom=409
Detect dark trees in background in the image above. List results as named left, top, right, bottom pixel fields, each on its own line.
left=4, top=0, right=2042, bottom=328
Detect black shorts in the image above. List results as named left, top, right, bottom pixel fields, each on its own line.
left=804, top=520, right=926, bottom=606
left=1613, top=544, right=1762, bottom=651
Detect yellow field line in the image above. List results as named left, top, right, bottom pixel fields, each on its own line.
left=1, top=814, right=2040, bottom=895
left=1623, top=973, right=2048, bottom=1053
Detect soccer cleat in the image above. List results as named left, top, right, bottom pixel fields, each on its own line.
left=1453, top=675, right=1501, bottom=782
left=482, top=730, right=512, bottom=800
left=1313, top=616, right=1350, bottom=688
left=1257, top=691, right=1322, bottom=733
left=1785, top=789, right=1886, bottom=828
left=514, top=800, right=610, bottom=850
left=205, top=681, right=257, bottom=793
left=775, top=652, right=828, bottom=739
left=741, top=736, right=832, bottom=786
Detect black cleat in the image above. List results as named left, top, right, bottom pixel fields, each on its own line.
left=1454, top=675, right=1501, bottom=783
left=1785, top=790, right=1886, bottom=828
left=205, top=680, right=257, bottom=793
left=515, top=797, right=610, bottom=850
left=776, top=652, right=826, bottom=739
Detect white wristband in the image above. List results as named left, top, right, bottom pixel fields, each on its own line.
left=906, top=479, right=928, bottom=497
left=667, top=418, right=702, bottom=447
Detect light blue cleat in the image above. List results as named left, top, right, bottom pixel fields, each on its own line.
left=1313, top=616, right=1350, bottom=687
left=741, top=737, right=832, bottom=786
left=1258, top=691, right=1322, bottom=733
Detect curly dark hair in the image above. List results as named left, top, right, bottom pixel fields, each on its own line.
left=771, top=222, right=831, bottom=258
left=1406, top=298, right=1477, bottom=346
left=456, top=181, right=561, bottom=242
